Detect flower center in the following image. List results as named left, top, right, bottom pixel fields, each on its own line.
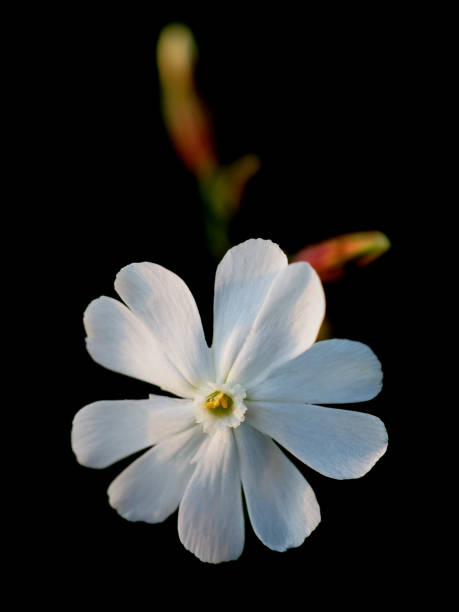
left=194, top=382, right=247, bottom=435
left=205, top=391, right=233, bottom=417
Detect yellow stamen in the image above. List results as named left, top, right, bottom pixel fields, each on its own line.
left=205, top=391, right=233, bottom=417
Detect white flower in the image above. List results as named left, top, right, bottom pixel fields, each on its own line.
left=71, top=238, right=387, bottom=563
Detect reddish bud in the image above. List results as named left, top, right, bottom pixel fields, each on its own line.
left=157, top=24, right=217, bottom=177
left=293, top=231, right=390, bottom=281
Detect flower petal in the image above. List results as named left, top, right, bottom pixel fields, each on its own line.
left=212, top=239, right=288, bottom=383
left=235, top=423, right=320, bottom=551
left=178, top=429, right=244, bottom=563
left=108, top=425, right=204, bottom=523
left=227, top=262, right=325, bottom=388
left=84, top=296, right=195, bottom=398
left=248, top=339, right=382, bottom=404
left=246, top=401, right=388, bottom=479
left=115, top=262, right=213, bottom=388
left=71, top=395, right=195, bottom=468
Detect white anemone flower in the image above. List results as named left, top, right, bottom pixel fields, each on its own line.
left=72, top=238, right=387, bottom=563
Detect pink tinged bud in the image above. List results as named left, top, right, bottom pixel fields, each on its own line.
left=293, top=231, right=390, bottom=281
left=157, top=24, right=217, bottom=177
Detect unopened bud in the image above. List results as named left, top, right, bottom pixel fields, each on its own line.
left=157, top=23, right=217, bottom=176
left=294, top=231, right=390, bottom=281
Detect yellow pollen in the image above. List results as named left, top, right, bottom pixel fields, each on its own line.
left=204, top=391, right=233, bottom=417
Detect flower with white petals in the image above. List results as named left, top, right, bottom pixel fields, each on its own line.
left=72, top=238, right=387, bottom=563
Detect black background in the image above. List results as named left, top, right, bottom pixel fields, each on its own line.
left=27, top=6, right=433, bottom=602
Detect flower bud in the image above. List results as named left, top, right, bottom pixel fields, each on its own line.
left=293, top=231, right=390, bottom=281
left=157, top=23, right=217, bottom=177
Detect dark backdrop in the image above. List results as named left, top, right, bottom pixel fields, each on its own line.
left=33, top=7, right=426, bottom=601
